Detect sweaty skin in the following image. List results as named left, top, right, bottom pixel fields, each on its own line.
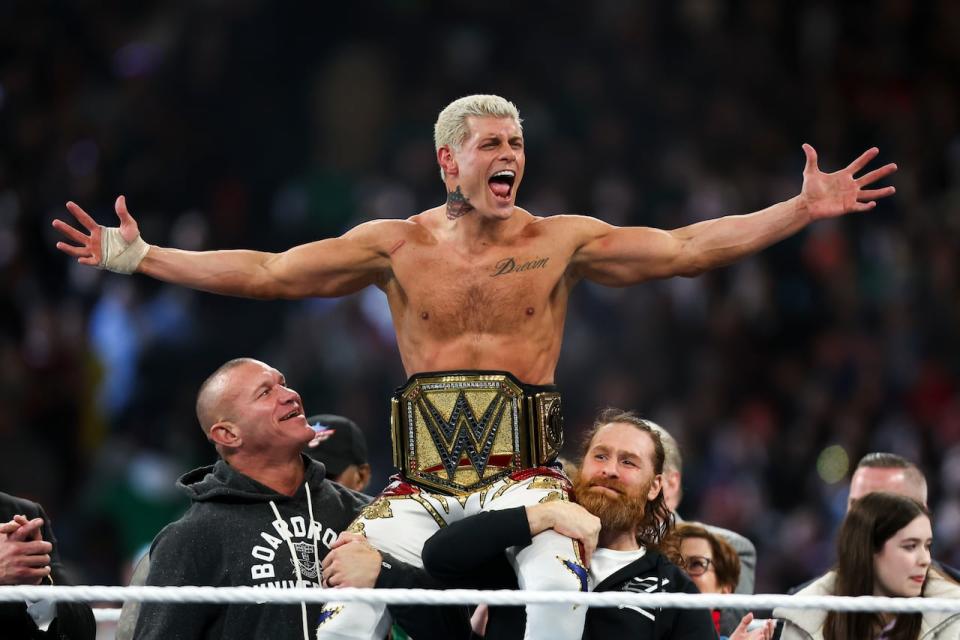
left=55, top=116, right=897, bottom=385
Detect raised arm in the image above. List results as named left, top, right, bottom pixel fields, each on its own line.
left=571, top=145, right=897, bottom=286
left=53, top=196, right=397, bottom=299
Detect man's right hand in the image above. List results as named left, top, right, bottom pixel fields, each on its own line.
left=54, top=195, right=146, bottom=272
left=526, top=502, right=600, bottom=567
left=0, top=516, right=53, bottom=585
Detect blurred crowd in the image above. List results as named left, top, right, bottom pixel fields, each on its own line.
left=2, top=0, right=959, bottom=594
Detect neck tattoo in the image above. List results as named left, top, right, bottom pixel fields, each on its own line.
left=446, top=186, right=475, bottom=220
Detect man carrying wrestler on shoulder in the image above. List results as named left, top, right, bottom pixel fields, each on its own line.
left=55, top=94, right=897, bottom=640
left=421, top=408, right=731, bottom=639
left=129, top=357, right=462, bottom=640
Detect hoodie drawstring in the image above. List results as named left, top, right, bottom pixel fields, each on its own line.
left=269, top=499, right=310, bottom=640
left=306, top=481, right=321, bottom=589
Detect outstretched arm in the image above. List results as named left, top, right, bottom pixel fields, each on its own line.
left=571, top=145, right=897, bottom=286
left=53, top=196, right=396, bottom=299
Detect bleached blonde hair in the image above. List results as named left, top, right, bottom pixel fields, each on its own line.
left=434, top=94, right=522, bottom=180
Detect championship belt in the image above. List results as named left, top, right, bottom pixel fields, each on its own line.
left=390, top=371, right=564, bottom=495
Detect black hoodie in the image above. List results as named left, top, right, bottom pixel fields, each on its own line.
left=133, top=455, right=369, bottom=640
left=422, top=506, right=718, bottom=640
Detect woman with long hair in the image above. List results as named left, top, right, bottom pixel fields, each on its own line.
left=775, top=491, right=960, bottom=639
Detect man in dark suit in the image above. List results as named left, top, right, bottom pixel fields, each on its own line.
left=0, top=491, right=96, bottom=639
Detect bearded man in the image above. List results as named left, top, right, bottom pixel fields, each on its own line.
left=421, top=408, right=717, bottom=639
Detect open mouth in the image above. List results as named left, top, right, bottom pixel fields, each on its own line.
left=488, top=170, right=516, bottom=200
left=279, top=409, right=302, bottom=422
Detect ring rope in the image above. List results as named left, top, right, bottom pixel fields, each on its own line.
left=4, top=586, right=960, bottom=614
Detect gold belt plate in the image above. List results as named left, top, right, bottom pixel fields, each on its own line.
left=391, top=373, right=546, bottom=495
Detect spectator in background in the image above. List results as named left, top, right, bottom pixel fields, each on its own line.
left=663, top=523, right=774, bottom=640
left=849, top=452, right=960, bottom=581
left=787, top=452, right=959, bottom=595
left=306, top=414, right=372, bottom=493
left=0, top=491, right=96, bottom=640
left=774, top=492, right=960, bottom=640
left=646, top=421, right=757, bottom=635
left=847, top=453, right=928, bottom=510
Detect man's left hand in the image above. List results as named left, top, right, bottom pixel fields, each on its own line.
left=799, top=144, right=897, bottom=221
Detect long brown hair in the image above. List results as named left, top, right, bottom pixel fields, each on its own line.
left=824, top=492, right=930, bottom=640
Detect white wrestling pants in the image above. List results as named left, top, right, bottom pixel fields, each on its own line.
left=315, top=469, right=588, bottom=640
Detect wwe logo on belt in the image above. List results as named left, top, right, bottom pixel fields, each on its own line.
left=416, top=390, right=508, bottom=480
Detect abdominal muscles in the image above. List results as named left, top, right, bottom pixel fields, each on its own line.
left=401, top=332, right=558, bottom=385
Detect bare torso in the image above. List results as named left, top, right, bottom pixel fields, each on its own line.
left=380, top=207, right=581, bottom=385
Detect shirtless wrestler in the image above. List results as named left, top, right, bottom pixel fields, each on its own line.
left=53, top=95, right=896, bottom=640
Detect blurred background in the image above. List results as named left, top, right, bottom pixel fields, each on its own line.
left=2, top=0, right=959, bottom=602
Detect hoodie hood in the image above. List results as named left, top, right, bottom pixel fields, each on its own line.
left=177, top=454, right=327, bottom=503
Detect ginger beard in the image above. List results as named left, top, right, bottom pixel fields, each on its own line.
left=573, top=473, right=654, bottom=534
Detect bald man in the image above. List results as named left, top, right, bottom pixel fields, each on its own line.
left=133, top=358, right=453, bottom=640
left=847, top=452, right=927, bottom=509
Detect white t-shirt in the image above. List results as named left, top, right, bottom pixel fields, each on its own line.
left=590, top=546, right=647, bottom=587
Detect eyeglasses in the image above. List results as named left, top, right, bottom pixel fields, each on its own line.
left=680, top=555, right=714, bottom=577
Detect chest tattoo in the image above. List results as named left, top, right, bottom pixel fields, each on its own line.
left=491, top=256, right=550, bottom=277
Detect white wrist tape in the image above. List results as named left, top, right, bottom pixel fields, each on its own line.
left=98, top=227, right=150, bottom=274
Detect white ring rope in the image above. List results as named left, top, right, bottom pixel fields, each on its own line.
left=4, top=586, right=960, bottom=614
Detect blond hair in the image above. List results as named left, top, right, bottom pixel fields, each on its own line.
left=434, top=95, right=522, bottom=179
